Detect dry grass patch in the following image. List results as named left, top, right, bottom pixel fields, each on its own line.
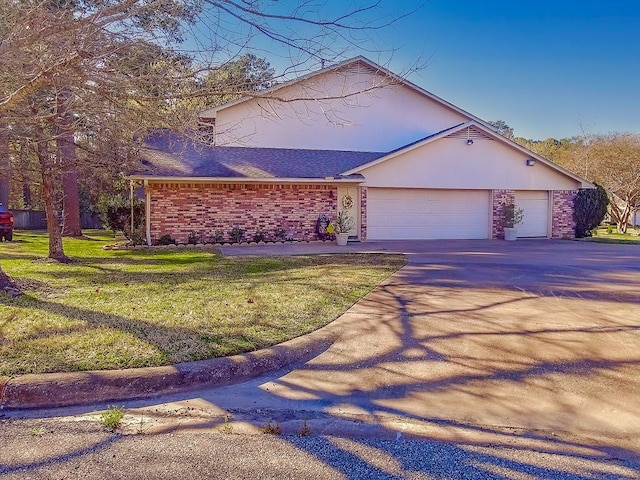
left=0, top=231, right=405, bottom=375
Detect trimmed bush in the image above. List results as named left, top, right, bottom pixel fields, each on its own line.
left=574, top=184, right=609, bottom=237
left=229, top=227, right=245, bottom=244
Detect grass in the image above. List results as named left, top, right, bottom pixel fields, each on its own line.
left=262, top=420, right=281, bottom=435
left=579, top=225, right=640, bottom=244
left=100, top=405, right=126, bottom=431
left=0, top=230, right=405, bottom=376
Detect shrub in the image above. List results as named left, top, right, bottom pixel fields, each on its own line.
left=500, top=202, right=524, bottom=228
left=273, top=227, right=286, bottom=242
left=157, top=234, right=176, bottom=245
left=98, top=194, right=144, bottom=236
left=335, top=210, right=355, bottom=234
left=574, top=184, right=609, bottom=238
left=211, top=229, right=225, bottom=243
left=229, top=227, right=245, bottom=244
left=126, top=225, right=146, bottom=246
left=253, top=231, right=266, bottom=243
left=187, top=230, right=201, bottom=245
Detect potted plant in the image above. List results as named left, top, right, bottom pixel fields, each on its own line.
left=501, top=202, right=524, bottom=241
left=334, top=210, right=355, bottom=246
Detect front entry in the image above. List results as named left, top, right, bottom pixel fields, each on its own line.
left=337, top=186, right=360, bottom=240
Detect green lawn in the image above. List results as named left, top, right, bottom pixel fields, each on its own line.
left=0, top=230, right=405, bottom=376
left=579, top=226, right=640, bottom=244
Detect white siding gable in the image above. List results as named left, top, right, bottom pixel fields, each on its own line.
left=208, top=64, right=469, bottom=151
left=356, top=136, right=582, bottom=191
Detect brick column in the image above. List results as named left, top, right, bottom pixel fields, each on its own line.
left=552, top=190, right=576, bottom=238
left=491, top=189, right=514, bottom=239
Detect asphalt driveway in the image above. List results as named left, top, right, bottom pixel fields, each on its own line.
left=3, top=239, right=640, bottom=478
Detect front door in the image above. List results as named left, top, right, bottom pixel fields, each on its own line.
left=337, top=186, right=360, bottom=240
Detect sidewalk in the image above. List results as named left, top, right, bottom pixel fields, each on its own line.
left=220, top=240, right=394, bottom=256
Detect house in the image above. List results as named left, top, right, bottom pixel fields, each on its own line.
left=131, top=56, right=591, bottom=245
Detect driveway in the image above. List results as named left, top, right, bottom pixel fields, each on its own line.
left=159, top=241, right=640, bottom=442
left=4, top=239, right=640, bottom=478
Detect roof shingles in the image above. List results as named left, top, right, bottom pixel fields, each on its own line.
left=135, top=130, right=386, bottom=179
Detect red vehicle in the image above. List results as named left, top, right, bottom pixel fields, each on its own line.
left=0, top=207, right=13, bottom=241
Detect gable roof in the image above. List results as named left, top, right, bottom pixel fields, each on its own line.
left=342, top=120, right=594, bottom=188
left=199, top=56, right=495, bottom=131
left=131, top=130, right=385, bottom=181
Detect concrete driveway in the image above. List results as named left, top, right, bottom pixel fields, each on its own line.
left=284, top=239, right=640, bottom=434
left=4, top=239, right=640, bottom=477
left=226, top=240, right=639, bottom=439
left=176, top=241, right=640, bottom=440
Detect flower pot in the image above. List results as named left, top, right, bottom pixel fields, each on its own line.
left=336, top=233, right=349, bottom=246
left=504, top=227, right=518, bottom=241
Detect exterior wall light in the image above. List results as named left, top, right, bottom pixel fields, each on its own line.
left=466, top=138, right=474, bottom=145
left=526, top=159, right=536, bottom=166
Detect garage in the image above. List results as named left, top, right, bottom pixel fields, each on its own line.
left=367, top=188, right=491, bottom=240
left=514, top=190, right=549, bottom=238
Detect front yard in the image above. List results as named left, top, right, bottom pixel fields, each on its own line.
left=579, top=225, right=640, bottom=244
left=0, top=231, right=405, bottom=376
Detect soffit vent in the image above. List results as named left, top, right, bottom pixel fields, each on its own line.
left=446, top=125, right=494, bottom=141
left=339, top=62, right=382, bottom=77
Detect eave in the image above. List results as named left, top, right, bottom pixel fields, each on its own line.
left=128, top=175, right=365, bottom=185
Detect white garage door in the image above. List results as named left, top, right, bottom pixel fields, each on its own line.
left=367, top=188, right=491, bottom=240
left=515, top=190, right=549, bottom=238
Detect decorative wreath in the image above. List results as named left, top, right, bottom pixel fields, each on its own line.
left=342, top=194, right=354, bottom=209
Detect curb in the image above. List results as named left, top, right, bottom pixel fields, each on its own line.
left=0, top=322, right=340, bottom=410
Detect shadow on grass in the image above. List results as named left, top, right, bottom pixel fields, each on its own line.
left=4, top=252, right=402, bottom=300
left=0, top=254, right=401, bottom=374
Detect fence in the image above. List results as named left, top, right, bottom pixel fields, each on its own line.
left=12, top=210, right=103, bottom=230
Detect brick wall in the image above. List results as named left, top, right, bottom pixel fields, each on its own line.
left=149, top=182, right=340, bottom=244
left=552, top=190, right=576, bottom=238
left=148, top=183, right=576, bottom=243
left=491, top=189, right=515, bottom=239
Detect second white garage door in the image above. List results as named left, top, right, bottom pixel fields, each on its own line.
left=515, top=190, right=549, bottom=238
left=367, top=188, right=491, bottom=240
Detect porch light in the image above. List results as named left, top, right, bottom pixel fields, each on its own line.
left=466, top=138, right=474, bottom=145
left=526, top=159, right=535, bottom=166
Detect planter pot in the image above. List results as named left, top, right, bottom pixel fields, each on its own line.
left=504, top=227, right=518, bottom=241
left=336, top=233, right=349, bottom=246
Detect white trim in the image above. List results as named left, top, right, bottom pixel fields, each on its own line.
left=129, top=176, right=364, bottom=185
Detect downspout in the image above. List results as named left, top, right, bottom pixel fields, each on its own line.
left=144, top=179, right=151, bottom=246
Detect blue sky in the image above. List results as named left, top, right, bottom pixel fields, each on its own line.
left=201, top=0, right=639, bottom=141
left=379, top=0, right=640, bottom=140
